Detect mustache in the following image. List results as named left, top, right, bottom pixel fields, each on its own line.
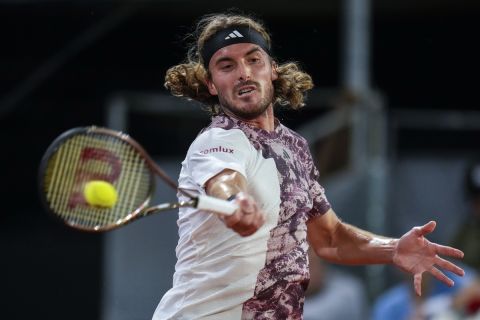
left=234, top=80, right=259, bottom=91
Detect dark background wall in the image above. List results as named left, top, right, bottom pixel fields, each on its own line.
left=1, top=1, right=478, bottom=319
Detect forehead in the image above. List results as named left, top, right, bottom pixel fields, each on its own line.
left=209, top=43, right=268, bottom=64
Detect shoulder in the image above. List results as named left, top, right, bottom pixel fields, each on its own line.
left=181, top=127, right=254, bottom=187
left=277, top=123, right=313, bottom=163
left=193, top=127, right=249, bottom=146
left=187, top=127, right=253, bottom=159
left=279, top=123, right=309, bottom=145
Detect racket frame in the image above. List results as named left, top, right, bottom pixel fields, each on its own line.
left=39, top=126, right=236, bottom=232
left=39, top=126, right=156, bottom=232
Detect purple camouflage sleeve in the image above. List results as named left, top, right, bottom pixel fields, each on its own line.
left=306, top=153, right=331, bottom=219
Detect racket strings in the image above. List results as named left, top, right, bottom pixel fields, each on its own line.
left=49, top=135, right=84, bottom=222
left=77, top=134, right=119, bottom=228
left=46, top=134, right=108, bottom=227
left=67, top=135, right=116, bottom=227
left=44, top=132, right=153, bottom=230
left=112, top=141, right=149, bottom=224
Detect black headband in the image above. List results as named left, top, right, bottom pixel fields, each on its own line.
left=201, top=26, right=271, bottom=68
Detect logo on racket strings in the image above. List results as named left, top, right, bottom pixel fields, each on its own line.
left=68, top=147, right=122, bottom=209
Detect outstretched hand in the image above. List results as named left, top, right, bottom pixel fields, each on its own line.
left=392, top=221, right=465, bottom=296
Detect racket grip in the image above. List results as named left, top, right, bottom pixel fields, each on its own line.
left=196, top=195, right=238, bottom=216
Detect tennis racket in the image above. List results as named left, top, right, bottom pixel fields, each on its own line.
left=38, top=126, right=237, bottom=232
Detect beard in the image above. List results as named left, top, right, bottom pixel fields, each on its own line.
left=218, top=81, right=275, bottom=120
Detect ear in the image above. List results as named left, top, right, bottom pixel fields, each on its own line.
left=206, top=77, right=218, bottom=96
left=271, top=62, right=278, bottom=81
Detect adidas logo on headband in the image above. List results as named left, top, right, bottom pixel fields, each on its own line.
left=201, top=26, right=271, bottom=68
left=225, top=30, right=244, bottom=40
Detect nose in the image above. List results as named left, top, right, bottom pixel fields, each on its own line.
left=237, top=61, right=251, bottom=81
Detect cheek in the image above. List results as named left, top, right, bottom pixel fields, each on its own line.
left=209, top=74, right=232, bottom=96
left=260, top=72, right=275, bottom=90
left=258, top=67, right=276, bottom=83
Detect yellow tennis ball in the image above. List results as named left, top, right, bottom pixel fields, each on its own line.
left=83, top=180, right=118, bottom=208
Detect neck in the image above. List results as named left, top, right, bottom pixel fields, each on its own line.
left=223, top=105, right=276, bottom=132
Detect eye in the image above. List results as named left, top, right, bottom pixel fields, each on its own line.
left=218, top=63, right=233, bottom=71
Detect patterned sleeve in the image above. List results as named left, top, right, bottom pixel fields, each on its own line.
left=306, top=149, right=331, bottom=219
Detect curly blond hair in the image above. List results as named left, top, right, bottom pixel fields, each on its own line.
left=165, top=13, right=314, bottom=114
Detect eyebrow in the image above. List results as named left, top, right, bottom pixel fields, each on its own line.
left=213, top=46, right=263, bottom=66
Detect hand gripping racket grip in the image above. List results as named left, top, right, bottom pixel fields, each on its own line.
left=196, top=195, right=238, bottom=216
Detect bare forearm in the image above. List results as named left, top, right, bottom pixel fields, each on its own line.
left=205, top=169, right=247, bottom=199
left=329, top=223, right=397, bottom=264
left=309, top=210, right=465, bottom=296
left=204, top=169, right=264, bottom=237
left=308, top=212, right=398, bottom=265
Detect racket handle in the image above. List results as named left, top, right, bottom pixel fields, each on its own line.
left=196, top=195, right=237, bottom=216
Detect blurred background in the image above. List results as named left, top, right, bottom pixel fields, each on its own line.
left=1, top=0, right=479, bottom=319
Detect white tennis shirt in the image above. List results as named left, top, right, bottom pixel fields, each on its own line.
left=153, top=115, right=330, bottom=320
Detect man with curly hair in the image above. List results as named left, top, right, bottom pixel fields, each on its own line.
left=153, top=13, right=465, bottom=320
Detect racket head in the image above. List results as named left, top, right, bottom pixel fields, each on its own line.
left=38, top=126, right=155, bottom=232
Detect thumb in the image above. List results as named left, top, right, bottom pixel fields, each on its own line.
left=417, top=220, right=436, bottom=236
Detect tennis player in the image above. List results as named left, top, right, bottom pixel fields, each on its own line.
left=152, top=13, right=465, bottom=319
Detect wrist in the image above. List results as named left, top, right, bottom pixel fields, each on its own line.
left=365, top=237, right=398, bottom=264
left=389, top=238, right=400, bottom=264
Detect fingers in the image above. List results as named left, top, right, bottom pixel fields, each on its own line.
left=222, top=193, right=265, bottom=237
left=238, top=195, right=256, bottom=214
left=435, top=255, right=465, bottom=277
left=414, top=273, right=423, bottom=296
left=434, top=243, right=465, bottom=259
left=429, top=266, right=454, bottom=287
left=223, top=210, right=261, bottom=236
left=413, top=264, right=460, bottom=297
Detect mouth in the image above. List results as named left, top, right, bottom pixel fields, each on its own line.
left=237, top=85, right=256, bottom=97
